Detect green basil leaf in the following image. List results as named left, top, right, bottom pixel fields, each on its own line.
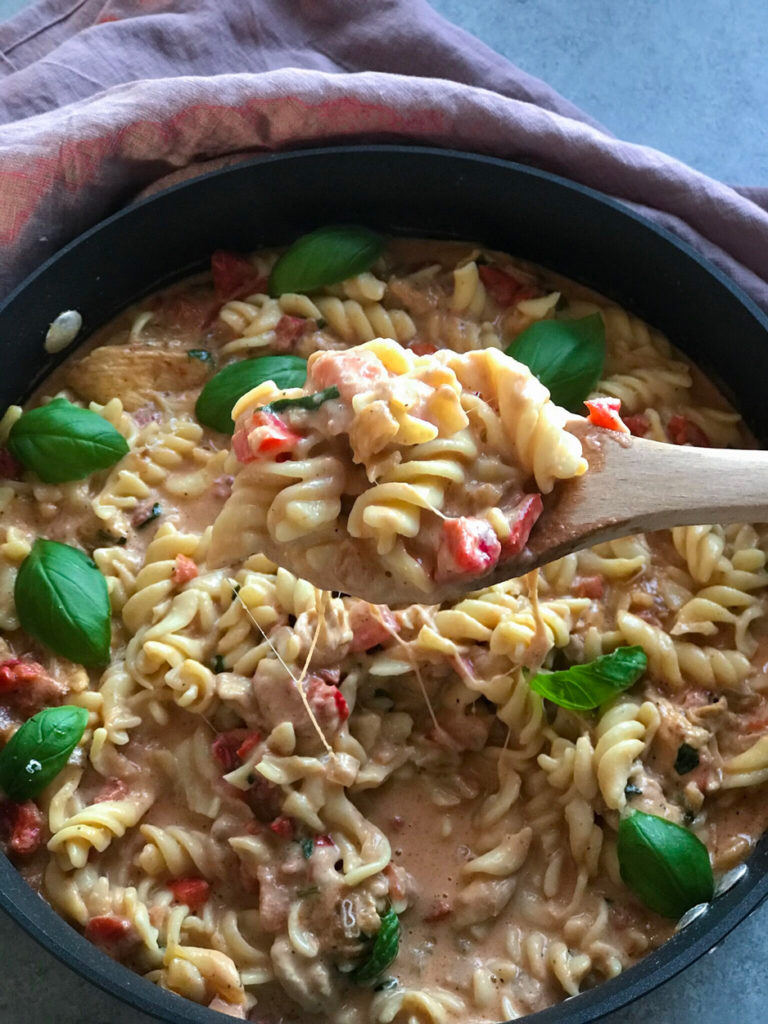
left=299, top=837, right=314, bottom=859
left=618, top=811, right=714, bottom=918
left=351, top=907, right=400, bottom=986
left=263, top=386, right=340, bottom=414
left=195, top=356, right=307, bottom=434
left=0, top=706, right=88, bottom=801
left=269, top=225, right=384, bottom=297
left=8, top=398, right=129, bottom=483
left=15, top=539, right=111, bottom=666
left=529, top=646, right=647, bottom=711
left=506, top=314, right=606, bottom=410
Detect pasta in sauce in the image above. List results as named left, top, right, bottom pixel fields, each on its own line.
left=0, top=237, right=767, bottom=1023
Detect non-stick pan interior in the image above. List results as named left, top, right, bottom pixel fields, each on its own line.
left=1, top=146, right=767, bottom=1024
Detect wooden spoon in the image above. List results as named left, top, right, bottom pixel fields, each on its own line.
left=432, top=420, right=768, bottom=604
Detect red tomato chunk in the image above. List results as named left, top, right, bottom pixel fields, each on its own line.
left=168, top=878, right=211, bottom=912
left=273, top=315, right=311, bottom=350
left=85, top=915, right=134, bottom=945
left=232, top=411, right=301, bottom=464
left=171, top=554, right=198, bottom=586
left=667, top=414, right=710, bottom=447
left=211, top=729, right=253, bottom=773
left=408, top=340, right=438, bottom=356
left=0, top=800, right=44, bottom=855
left=573, top=575, right=604, bottom=599
left=347, top=602, right=399, bottom=652
left=305, top=674, right=349, bottom=730
left=478, top=265, right=524, bottom=307
left=623, top=414, right=650, bottom=438
left=269, top=816, right=295, bottom=840
left=584, top=397, right=630, bottom=434
left=500, top=494, right=543, bottom=557
left=436, top=517, right=501, bottom=580
left=211, top=250, right=267, bottom=301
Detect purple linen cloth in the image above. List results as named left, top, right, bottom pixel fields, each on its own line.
left=1, top=0, right=767, bottom=313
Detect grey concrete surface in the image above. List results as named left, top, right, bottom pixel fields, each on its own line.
left=0, top=0, right=767, bottom=1022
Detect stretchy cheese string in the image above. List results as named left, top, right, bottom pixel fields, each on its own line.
left=226, top=579, right=332, bottom=756
left=371, top=603, right=440, bottom=734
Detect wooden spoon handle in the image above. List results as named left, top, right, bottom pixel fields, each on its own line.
left=559, top=430, right=768, bottom=541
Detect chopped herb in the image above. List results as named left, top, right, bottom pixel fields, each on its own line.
left=674, top=743, right=700, bottom=776
left=135, top=502, right=162, bottom=529
left=187, top=349, right=214, bottom=365
left=624, top=783, right=643, bottom=798
left=297, top=885, right=319, bottom=898
left=262, top=386, right=340, bottom=414
left=212, top=654, right=226, bottom=674
left=315, top=318, right=327, bottom=330
left=300, top=837, right=314, bottom=859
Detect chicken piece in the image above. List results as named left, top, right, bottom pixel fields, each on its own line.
left=66, top=345, right=209, bottom=410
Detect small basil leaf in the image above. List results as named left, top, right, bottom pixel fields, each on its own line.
left=300, top=837, right=314, bottom=859
left=618, top=811, right=714, bottom=918
left=0, top=706, right=88, bottom=801
left=195, top=356, right=307, bottom=434
left=15, top=540, right=111, bottom=666
left=506, top=314, right=606, bottom=411
left=674, top=743, right=700, bottom=776
left=350, top=907, right=400, bottom=986
left=529, top=646, right=647, bottom=711
left=8, top=398, right=129, bottom=483
left=269, top=225, right=384, bottom=297
left=263, top=386, right=340, bottom=414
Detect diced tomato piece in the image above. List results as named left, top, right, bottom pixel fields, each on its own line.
left=309, top=349, right=389, bottom=399
left=273, top=315, right=310, bottom=351
left=623, top=414, right=650, bottom=438
left=5, top=801, right=43, bottom=855
left=584, top=397, right=630, bottom=434
left=500, top=494, right=543, bottom=558
left=236, top=731, right=262, bottom=761
left=168, top=877, right=211, bottom=912
left=211, top=250, right=267, bottom=301
left=269, top=816, right=295, bottom=840
left=0, top=449, right=23, bottom=480
left=211, top=729, right=250, bottom=772
left=409, top=340, right=438, bottom=356
left=436, top=517, right=502, bottom=581
left=84, top=915, right=133, bottom=944
left=0, top=658, right=45, bottom=692
left=348, top=603, right=399, bottom=652
left=573, top=575, right=604, bottom=599
left=314, top=834, right=334, bottom=847
left=93, top=778, right=128, bottom=804
left=667, top=414, right=710, bottom=447
left=171, top=554, right=198, bottom=586
left=746, top=716, right=768, bottom=734
left=305, top=675, right=349, bottom=733
left=478, top=265, right=527, bottom=307
left=233, top=411, right=301, bottom=464
left=332, top=687, right=350, bottom=723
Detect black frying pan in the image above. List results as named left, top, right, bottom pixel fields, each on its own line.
left=0, top=146, right=766, bottom=1024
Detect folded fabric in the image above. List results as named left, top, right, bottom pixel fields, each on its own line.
left=1, top=0, right=767, bottom=313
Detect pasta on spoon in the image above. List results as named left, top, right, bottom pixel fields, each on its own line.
left=209, top=338, right=588, bottom=603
